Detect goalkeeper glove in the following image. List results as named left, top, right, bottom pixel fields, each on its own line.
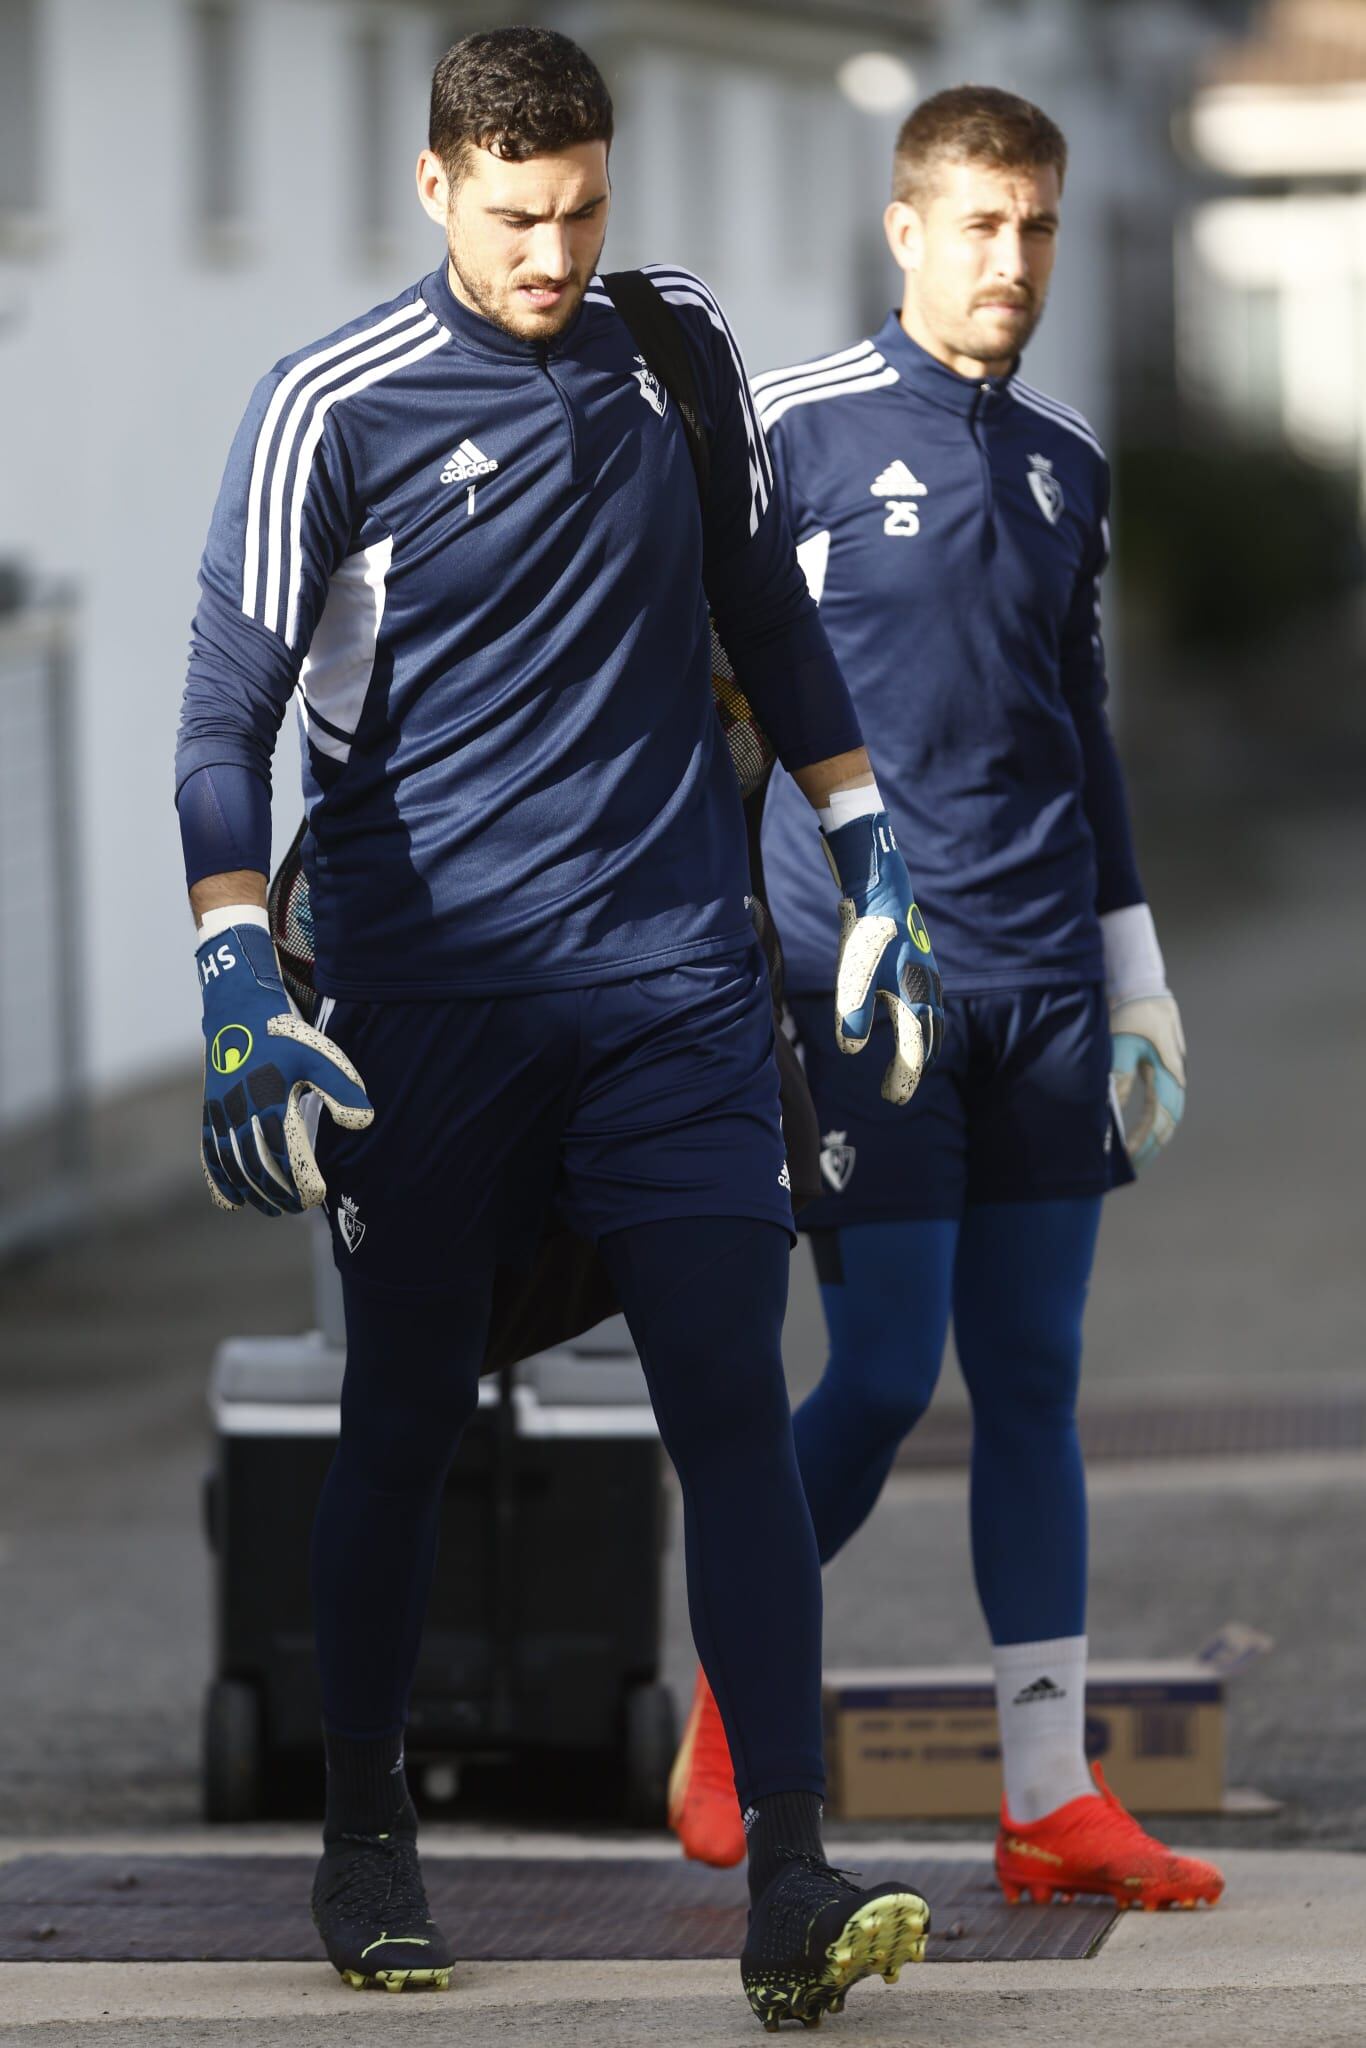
left=1102, top=903, right=1185, bottom=1171
left=197, top=912, right=373, bottom=1216
left=821, top=806, right=943, bottom=1104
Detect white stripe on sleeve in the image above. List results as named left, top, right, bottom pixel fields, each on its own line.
left=266, top=311, right=437, bottom=639
left=750, top=340, right=877, bottom=396
left=643, top=265, right=774, bottom=532
left=759, top=365, right=900, bottom=430
left=241, top=301, right=429, bottom=620
left=284, top=327, right=448, bottom=647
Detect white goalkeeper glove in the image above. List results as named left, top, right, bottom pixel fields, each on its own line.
left=1102, top=903, right=1185, bottom=1172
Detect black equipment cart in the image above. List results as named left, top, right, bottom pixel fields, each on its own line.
left=201, top=1228, right=675, bottom=1824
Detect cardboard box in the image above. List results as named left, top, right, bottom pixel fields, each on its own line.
left=825, top=1629, right=1271, bottom=1819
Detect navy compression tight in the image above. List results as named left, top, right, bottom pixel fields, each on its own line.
left=791, top=1200, right=1102, bottom=1645
left=310, top=1216, right=824, bottom=1805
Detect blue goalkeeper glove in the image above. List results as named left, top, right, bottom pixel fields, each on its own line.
left=821, top=810, right=943, bottom=1104
left=1102, top=905, right=1186, bottom=1171
left=197, top=917, right=373, bottom=1216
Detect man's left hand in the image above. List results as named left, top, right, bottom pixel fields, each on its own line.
left=1102, top=904, right=1185, bottom=1171
left=1111, top=993, right=1185, bottom=1170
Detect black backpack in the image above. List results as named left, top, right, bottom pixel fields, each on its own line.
left=269, top=271, right=821, bottom=1368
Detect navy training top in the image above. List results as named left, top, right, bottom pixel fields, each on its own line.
left=175, top=262, right=861, bottom=999
left=758, top=314, right=1143, bottom=997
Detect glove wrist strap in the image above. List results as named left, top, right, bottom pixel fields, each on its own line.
left=817, top=778, right=884, bottom=834
left=1101, top=902, right=1166, bottom=1003
left=196, top=903, right=270, bottom=946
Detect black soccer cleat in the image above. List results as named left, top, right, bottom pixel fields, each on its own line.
left=310, top=1831, right=454, bottom=1992
left=740, top=1853, right=930, bottom=2030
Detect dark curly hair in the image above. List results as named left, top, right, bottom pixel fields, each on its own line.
left=429, top=26, right=613, bottom=183
left=893, top=85, right=1066, bottom=208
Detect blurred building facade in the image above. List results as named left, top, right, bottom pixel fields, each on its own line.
left=0, top=0, right=1254, bottom=1232
left=1180, top=0, right=1366, bottom=506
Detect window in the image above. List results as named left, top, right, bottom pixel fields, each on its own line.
left=674, top=61, right=720, bottom=276
left=0, top=0, right=39, bottom=219
left=189, top=0, right=246, bottom=235
left=351, top=20, right=393, bottom=255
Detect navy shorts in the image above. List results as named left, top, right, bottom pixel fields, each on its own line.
left=788, top=982, right=1132, bottom=1229
left=313, top=942, right=794, bottom=1289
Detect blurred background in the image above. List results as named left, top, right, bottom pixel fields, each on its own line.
left=1, top=0, right=1363, bottom=1846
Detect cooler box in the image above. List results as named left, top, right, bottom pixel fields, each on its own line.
left=201, top=1300, right=675, bottom=1824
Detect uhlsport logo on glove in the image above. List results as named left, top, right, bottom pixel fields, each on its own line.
left=197, top=919, right=373, bottom=1218
left=907, top=904, right=932, bottom=954
left=211, top=1025, right=253, bottom=1074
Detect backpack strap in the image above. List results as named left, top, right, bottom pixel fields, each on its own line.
left=600, top=269, right=711, bottom=504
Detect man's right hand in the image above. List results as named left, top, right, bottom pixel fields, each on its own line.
left=821, top=810, right=944, bottom=1105
left=197, top=918, right=373, bottom=1216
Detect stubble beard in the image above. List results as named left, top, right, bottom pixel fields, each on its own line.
left=446, top=234, right=590, bottom=343
left=958, top=288, right=1045, bottom=368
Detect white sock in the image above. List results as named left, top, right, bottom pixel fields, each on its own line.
left=992, top=1635, right=1098, bottom=1823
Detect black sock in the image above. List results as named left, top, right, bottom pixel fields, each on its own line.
left=322, top=1727, right=418, bottom=1843
left=744, top=1790, right=825, bottom=1903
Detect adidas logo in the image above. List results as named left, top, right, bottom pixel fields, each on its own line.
left=870, top=459, right=927, bottom=498
left=440, top=438, right=499, bottom=485
left=1012, top=1676, right=1066, bottom=1706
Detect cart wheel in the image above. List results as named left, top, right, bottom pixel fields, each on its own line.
left=203, top=1678, right=265, bottom=1823
left=623, top=1680, right=678, bottom=1827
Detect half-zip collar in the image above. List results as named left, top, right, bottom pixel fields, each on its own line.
left=874, top=311, right=1016, bottom=419
left=421, top=261, right=589, bottom=363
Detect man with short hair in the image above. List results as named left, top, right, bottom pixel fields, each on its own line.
left=668, top=85, right=1223, bottom=1914
left=176, top=24, right=941, bottom=2027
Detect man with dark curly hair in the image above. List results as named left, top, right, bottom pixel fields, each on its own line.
left=175, top=23, right=940, bottom=2029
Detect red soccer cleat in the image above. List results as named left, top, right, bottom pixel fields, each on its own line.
left=996, top=1765, right=1225, bottom=1912
left=667, top=1668, right=746, bottom=1867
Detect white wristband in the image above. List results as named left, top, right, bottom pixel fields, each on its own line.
left=1101, top=903, right=1167, bottom=1002
left=818, top=779, right=884, bottom=834
left=196, top=903, right=270, bottom=946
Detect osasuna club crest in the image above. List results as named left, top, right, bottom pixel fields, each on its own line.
left=819, top=1129, right=856, bottom=1194
left=632, top=355, right=667, bottom=418
left=336, top=1193, right=365, bottom=1254
left=1027, top=452, right=1064, bottom=526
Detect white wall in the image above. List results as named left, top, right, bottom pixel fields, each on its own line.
left=0, top=0, right=447, bottom=1099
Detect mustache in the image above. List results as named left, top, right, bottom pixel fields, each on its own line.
left=973, top=289, right=1033, bottom=311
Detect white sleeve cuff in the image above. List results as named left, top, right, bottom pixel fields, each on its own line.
left=196, top=903, right=270, bottom=946
left=1101, top=902, right=1167, bottom=1002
